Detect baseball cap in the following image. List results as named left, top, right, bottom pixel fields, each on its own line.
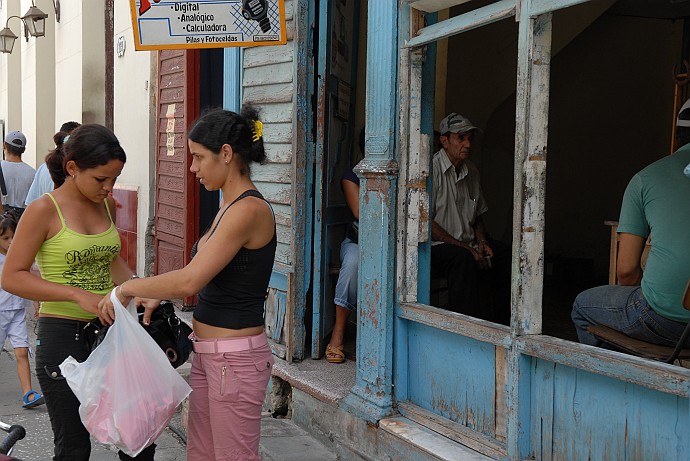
left=677, top=99, right=690, bottom=128
left=4, top=130, right=26, bottom=148
left=439, top=113, right=479, bottom=135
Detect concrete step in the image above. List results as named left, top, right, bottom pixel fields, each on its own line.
left=259, top=417, right=337, bottom=461
left=379, top=417, right=493, bottom=461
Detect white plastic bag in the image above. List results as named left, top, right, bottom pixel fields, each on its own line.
left=60, top=289, right=192, bottom=457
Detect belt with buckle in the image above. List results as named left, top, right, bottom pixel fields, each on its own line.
left=192, top=332, right=268, bottom=353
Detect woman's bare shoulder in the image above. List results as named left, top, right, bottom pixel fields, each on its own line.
left=23, top=193, right=57, bottom=216
left=224, top=195, right=273, bottom=247
left=229, top=194, right=272, bottom=220
left=14, top=195, right=56, bottom=238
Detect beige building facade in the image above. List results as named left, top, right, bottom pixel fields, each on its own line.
left=0, top=0, right=155, bottom=275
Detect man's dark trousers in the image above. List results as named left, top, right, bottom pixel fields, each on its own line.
left=431, top=238, right=511, bottom=324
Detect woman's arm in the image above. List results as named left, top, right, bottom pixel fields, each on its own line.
left=100, top=196, right=275, bottom=323
left=343, top=179, right=359, bottom=220
left=2, top=199, right=102, bottom=314
left=111, top=257, right=136, bottom=286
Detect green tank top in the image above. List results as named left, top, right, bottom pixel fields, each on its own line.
left=37, top=193, right=121, bottom=320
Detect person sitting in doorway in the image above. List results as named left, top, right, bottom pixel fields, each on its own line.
left=571, top=99, right=690, bottom=348
left=326, top=129, right=364, bottom=363
left=430, top=113, right=510, bottom=324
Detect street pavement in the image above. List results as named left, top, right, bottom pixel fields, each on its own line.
left=0, top=315, right=187, bottom=460
left=1, top=314, right=336, bottom=461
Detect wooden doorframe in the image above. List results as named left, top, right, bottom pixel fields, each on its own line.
left=184, top=50, right=200, bottom=307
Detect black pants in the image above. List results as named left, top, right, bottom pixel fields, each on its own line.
left=35, top=317, right=156, bottom=461
left=431, top=238, right=511, bottom=324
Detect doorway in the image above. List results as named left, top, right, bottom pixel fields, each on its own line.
left=310, top=0, right=364, bottom=360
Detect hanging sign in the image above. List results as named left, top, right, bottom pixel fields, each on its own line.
left=130, top=0, right=287, bottom=50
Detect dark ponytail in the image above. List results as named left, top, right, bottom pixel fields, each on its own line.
left=45, top=131, right=71, bottom=187
left=188, top=105, right=266, bottom=175
left=240, top=105, right=267, bottom=165
left=44, top=122, right=82, bottom=188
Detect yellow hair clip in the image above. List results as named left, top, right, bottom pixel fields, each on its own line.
left=252, top=120, right=263, bottom=142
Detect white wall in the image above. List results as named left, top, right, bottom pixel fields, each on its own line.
left=54, top=1, right=85, bottom=130
left=13, top=0, right=57, bottom=168
left=113, top=1, right=155, bottom=276
left=0, top=1, right=23, bottom=141
left=32, top=0, right=56, bottom=167
left=81, top=0, right=104, bottom=124
left=0, top=0, right=88, bottom=168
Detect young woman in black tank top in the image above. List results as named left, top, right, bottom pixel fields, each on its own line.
left=99, top=107, right=276, bottom=461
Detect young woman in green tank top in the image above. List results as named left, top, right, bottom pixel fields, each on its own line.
left=1, top=124, right=156, bottom=461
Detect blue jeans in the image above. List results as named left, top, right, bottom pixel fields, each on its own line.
left=571, top=285, right=690, bottom=348
left=334, top=238, right=358, bottom=311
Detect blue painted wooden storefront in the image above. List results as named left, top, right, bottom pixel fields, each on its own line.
left=237, top=0, right=690, bottom=459
left=337, top=0, right=690, bottom=460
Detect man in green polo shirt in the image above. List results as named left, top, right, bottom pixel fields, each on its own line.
left=572, top=100, right=690, bottom=348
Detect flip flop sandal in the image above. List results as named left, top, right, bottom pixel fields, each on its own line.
left=325, top=344, right=345, bottom=363
left=22, top=390, right=45, bottom=409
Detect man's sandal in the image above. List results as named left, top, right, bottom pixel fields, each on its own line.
left=22, top=390, right=45, bottom=409
left=325, top=344, right=345, bottom=363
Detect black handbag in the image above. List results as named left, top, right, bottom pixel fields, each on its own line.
left=0, top=161, right=8, bottom=213
left=86, top=301, right=193, bottom=369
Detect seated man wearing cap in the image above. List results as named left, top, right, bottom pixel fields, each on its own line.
left=431, top=113, right=510, bottom=324
left=2, top=131, right=36, bottom=218
left=572, top=100, right=690, bottom=350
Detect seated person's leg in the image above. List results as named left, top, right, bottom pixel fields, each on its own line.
left=328, top=238, right=358, bottom=363
left=570, top=285, right=680, bottom=348
left=431, top=243, right=482, bottom=317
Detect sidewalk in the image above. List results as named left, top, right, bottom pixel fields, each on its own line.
left=1, top=313, right=337, bottom=461
left=0, top=315, right=186, bottom=460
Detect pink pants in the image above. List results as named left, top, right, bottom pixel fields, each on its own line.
left=186, top=333, right=274, bottom=461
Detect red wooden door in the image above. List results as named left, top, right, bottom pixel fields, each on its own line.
left=154, top=50, right=200, bottom=307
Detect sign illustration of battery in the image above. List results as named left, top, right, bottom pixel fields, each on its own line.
left=242, top=0, right=270, bottom=32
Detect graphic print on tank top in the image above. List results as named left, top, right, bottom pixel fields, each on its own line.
left=62, top=244, right=120, bottom=291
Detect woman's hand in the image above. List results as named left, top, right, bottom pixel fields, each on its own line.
left=97, top=286, right=131, bottom=326
left=75, top=290, right=109, bottom=318
left=136, top=298, right=161, bottom=326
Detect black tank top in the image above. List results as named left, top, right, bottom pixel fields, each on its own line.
left=192, top=190, right=277, bottom=329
